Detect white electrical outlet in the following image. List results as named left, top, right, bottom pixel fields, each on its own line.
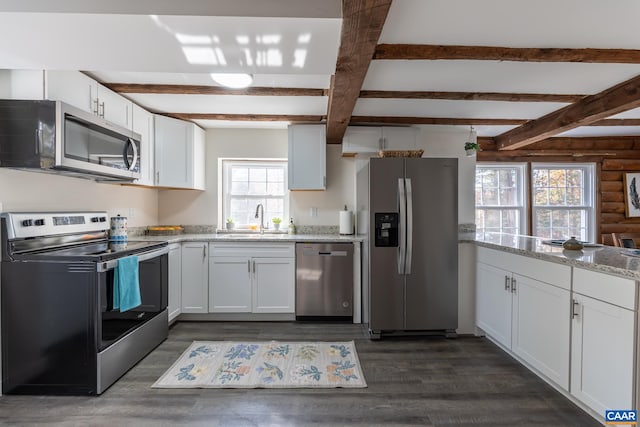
left=310, top=207, right=318, bottom=217
left=0, top=202, right=3, bottom=212
left=129, top=208, right=135, bottom=218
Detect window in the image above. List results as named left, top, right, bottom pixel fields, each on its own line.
left=475, top=164, right=527, bottom=238
left=222, top=160, right=288, bottom=229
left=532, top=163, right=595, bottom=242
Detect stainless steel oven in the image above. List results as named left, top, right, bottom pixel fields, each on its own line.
left=1, top=212, right=168, bottom=395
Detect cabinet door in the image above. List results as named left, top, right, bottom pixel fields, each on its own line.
left=191, top=124, right=206, bottom=190
left=97, top=83, right=132, bottom=130
left=46, top=70, right=97, bottom=113
left=476, top=262, right=512, bottom=348
left=252, top=257, right=295, bottom=313
left=181, top=242, right=208, bottom=313
left=382, top=127, right=417, bottom=151
left=209, top=257, right=252, bottom=312
left=342, top=127, right=382, bottom=154
left=132, top=104, right=155, bottom=186
left=155, top=114, right=191, bottom=188
left=288, top=124, right=326, bottom=190
left=571, top=294, right=635, bottom=415
left=511, top=274, right=570, bottom=389
left=167, top=243, right=182, bottom=322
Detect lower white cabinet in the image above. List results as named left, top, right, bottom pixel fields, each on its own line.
left=181, top=242, right=208, bottom=313
left=476, top=247, right=571, bottom=390
left=167, top=243, right=182, bottom=322
left=570, top=268, right=636, bottom=416
left=209, top=244, right=295, bottom=314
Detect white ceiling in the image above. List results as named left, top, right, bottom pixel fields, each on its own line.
left=1, top=0, right=640, bottom=137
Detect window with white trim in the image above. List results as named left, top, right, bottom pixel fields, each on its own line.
left=222, top=159, right=288, bottom=229
left=531, top=163, right=595, bottom=242
left=475, top=164, right=527, bottom=238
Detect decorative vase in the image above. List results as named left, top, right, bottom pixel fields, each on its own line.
left=226, top=222, right=234, bottom=230
left=562, top=236, right=584, bottom=250
left=466, top=149, right=476, bottom=157
left=274, top=223, right=280, bottom=231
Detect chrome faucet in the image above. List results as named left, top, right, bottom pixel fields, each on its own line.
left=255, top=203, right=265, bottom=234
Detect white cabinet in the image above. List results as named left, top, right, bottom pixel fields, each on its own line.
left=288, top=124, right=326, bottom=190
left=570, top=268, right=636, bottom=416
left=342, top=126, right=418, bottom=155
left=181, top=242, right=208, bottom=313
left=476, top=247, right=571, bottom=390
left=209, top=244, right=295, bottom=314
left=167, top=243, right=182, bottom=323
left=132, top=103, right=155, bottom=186
left=154, top=114, right=205, bottom=190
left=0, top=70, right=133, bottom=130
left=208, top=256, right=252, bottom=312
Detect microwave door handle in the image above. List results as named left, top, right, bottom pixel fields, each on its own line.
left=129, top=138, right=138, bottom=171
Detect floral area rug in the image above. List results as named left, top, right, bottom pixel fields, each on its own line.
left=152, top=341, right=367, bottom=389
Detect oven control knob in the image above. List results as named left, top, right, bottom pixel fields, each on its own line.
left=34, top=219, right=45, bottom=226
left=100, top=217, right=106, bottom=222
left=21, top=219, right=33, bottom=227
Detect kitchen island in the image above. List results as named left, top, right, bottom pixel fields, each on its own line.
left=473, top=232, right=639, bottom=425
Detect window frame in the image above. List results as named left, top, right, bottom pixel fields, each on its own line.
left=475, top=163, right=528, bottom=238
left=530, top=162, right=595, bottom=242
left=220, top=158, right=289, bottom=230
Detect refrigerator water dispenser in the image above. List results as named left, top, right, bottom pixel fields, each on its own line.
left=374, top=212, right=398, bottom=247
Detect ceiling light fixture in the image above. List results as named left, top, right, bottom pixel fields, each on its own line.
left=210, top=73, right=253, bottom=89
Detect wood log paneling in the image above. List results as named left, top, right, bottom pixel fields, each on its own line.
left=601, top=202, right=626, bottom=214
left=601, top=181, right=624, bottom=192
left=601, top=192, right=624, bottom=202
left=601, top=171, right=623, bottom=181
left=602, top=159, right=640, bottom=171
left=600, top=223, right=640, bottom=234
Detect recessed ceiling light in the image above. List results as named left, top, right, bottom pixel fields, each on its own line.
left=210, top=73, right=253, bottom=89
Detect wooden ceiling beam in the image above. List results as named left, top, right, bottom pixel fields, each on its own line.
left=359, top=90, right=584, bottom=103
left=325, top=0, right=392, bottom=144
left=104, top=83, right=327, bottom=97
left=374, top=44, right=640, bottom=63
left=495, top=74, right=640, bottom=150
left=163, top=113, right=325, bottom=122
left=350, top=116, right=526, bottom=125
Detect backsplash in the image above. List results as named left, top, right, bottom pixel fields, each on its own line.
left=458, top=223, right=476, bottom=233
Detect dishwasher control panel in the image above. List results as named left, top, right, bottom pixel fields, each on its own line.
left=374, top=212, right=398, bottom=247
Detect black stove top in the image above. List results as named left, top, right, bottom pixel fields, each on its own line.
left=24, top=240, right=167, bottom=262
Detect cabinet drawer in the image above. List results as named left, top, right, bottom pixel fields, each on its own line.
left=477, top=247, right=570, bottom=290
left=573, top=267, right=636, bottom=310
left=210, top=243, right=295, bottom=258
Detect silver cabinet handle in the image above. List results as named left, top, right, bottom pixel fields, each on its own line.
left=247, top=260, right=251, bottom=273
left=572, top=299, right=579, bottom=318
left=252, top=260, right=256, bottom=274
left=202, top=245, right=206, bottom=260
left=504, top=275, right=510, bottom=291
left=378, top=137, right=383, bottom=151
left=99, top=101, right=105, bottom=118
left=156, top=171, right=160, bottom=184
left=511, top=277, right=516, bottom=293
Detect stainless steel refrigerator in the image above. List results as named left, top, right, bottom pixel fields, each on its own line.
left=357, top=157, right=458, bottom=337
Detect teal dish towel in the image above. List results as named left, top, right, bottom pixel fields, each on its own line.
left=113, top=255, right=141, bottom=312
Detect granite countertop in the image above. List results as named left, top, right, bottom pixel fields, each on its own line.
left=475, top=232, right=640, bottom=280
left=135, top=233, right=364, bottom=244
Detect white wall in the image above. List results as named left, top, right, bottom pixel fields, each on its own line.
left=0, top=168, right=158, bottom=225
left=158, top=128, right=355, bottom=227
left=416, top=125, right=476, bottom=224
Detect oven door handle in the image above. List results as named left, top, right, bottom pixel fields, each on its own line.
left=97, top=246, right=169, bottom=272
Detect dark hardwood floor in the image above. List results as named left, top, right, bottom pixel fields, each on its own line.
left=0, top=321, right=600, bottom=426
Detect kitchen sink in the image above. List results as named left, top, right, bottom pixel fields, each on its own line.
left=216, top=233, right=289, bottom=239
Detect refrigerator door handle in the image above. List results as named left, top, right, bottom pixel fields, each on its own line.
left=398, top=178, right=407, bottom=275
left=405, top=178, right=413, bottom=274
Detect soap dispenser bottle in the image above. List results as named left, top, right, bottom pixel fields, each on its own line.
left=288, top=218, right=296, bottom=235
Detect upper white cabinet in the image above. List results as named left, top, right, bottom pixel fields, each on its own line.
left=154, top=114, right=205, bottom=190
left=342, top=126, right=418, bottom=155
left=0, top=70, right=133, bottom=130
left=288, top=124, right=326, bottom=190
left=132, top=103, right=155, bottom=187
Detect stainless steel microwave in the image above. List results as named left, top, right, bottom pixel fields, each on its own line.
left=0, top=100, right=141, bottom=181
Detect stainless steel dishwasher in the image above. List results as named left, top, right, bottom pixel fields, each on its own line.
left=296, top=243, right=354, bottom=319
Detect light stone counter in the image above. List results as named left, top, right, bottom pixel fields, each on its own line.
left=475, top=232, right=640, bottom=280
left=134, top=233, right=363, bottom=244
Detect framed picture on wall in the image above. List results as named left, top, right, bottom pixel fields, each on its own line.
left=624, top=172, right=640, bottom=217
